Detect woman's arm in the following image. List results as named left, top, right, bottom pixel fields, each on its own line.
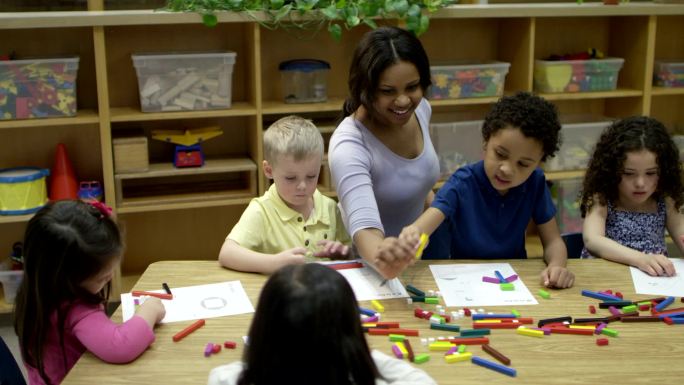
left=353, top=228, right=415, bottom=279
left=329, top=123, right=415, bottom=278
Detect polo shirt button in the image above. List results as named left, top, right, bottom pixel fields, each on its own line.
left=303, top=227, right=307, bottom=231
left=298, top=217, right=302, bottom=222
left=324, top=233, right=328, bottom=239
left=305, top=239, right=310, bottom=246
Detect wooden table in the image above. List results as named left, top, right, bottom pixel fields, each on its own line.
left=64, top=259, right=684, bottom=385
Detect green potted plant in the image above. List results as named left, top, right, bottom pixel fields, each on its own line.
left=164, top=0, right=456, bottom=40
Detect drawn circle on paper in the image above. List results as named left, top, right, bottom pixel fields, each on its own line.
left=201, top=297, right=228, bottom=310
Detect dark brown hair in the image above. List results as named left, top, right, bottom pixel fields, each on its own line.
left=238, top=263, right=379, bottom=385
left=14, top=200, right=122, bottom=385
left=342, top=26, right=431, bottom=122
left=580, top=116, right=683, bottom=216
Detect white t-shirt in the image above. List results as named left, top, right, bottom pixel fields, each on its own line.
left=328, top=98, right=440, bottom=238
left=207, top=350, right=437, bottom=385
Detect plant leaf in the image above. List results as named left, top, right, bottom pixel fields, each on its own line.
left=273, top=3, right=293, bottom=21
left=392, top=0, right=409, bottom=17
left=321, top=4, right=339, bottom=19
left=202, top=13, right=218, bottom=27
left=328, top=23, right=342, bottom=41
left=417, top=13, right=430, bottom=35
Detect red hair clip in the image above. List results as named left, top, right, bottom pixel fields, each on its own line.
left=89, top=201, right=112, bottom=218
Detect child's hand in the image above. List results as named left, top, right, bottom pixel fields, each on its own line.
left=135, top=297, right=166, bottom=327
left=275, top=247, right=308, bottom=268
left=540, top=266, right=575, bottom=289
left=314, top=240, right=351, bottom=260
left=638, top=253, right=676, bottom=277
left=399, top=224, right=422, bottom=253
left=373, top=236, right=416, bottom=279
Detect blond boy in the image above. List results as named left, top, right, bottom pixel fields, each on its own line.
left=219, top=116, right=352, bottom=273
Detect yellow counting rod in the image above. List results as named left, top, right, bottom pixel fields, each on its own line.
left=416, top=233, right=429, bottom=259
left=445, top=352, right=472, bottom=363
left=516, top=326, right=544, bottom=338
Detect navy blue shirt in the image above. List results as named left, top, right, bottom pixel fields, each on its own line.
left=430, top=161, right=556, bottom=259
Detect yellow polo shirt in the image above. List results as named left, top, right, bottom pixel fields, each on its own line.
left=227, top=184, right=351, bottom=260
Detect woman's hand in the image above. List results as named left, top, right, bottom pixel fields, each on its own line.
left=372, top=236, right=416, bottom=279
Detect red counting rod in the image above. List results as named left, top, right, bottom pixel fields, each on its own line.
left=368, top=328, right=419, bottom=336
left=131, top=290, right=173, bottom=300
left=173, top=319, right=206, bottom=342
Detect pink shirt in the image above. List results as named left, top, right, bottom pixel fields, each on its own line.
left=26, top=301, right=155, bottom=385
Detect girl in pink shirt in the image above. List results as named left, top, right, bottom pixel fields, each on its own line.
left=13, top=200, right=166, bottom=385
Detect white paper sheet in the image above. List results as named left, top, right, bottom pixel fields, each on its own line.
left=630, top=259, right=684, bottom=297
left=429, top=263, right=538, bottom=307
left=318, top=260, right=409, bottom=301
left=121, top=281, right=255, bottom=323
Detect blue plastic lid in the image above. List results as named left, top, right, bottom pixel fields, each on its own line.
left=0, top=167, right=50, bottom=183
left=279, top=59, right=330, bottom=72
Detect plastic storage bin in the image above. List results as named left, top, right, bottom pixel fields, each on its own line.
left=654, top=60, right=684, bottom=88
left=0, top=258, right=23, bottom=305
left=534, top=58, right=624, bottom=93
left=429, top=61, right=510, bottom=99
left=0, top=56, right=79, bottom=120
left=132, top=51, right=236, bottom=112
left=429, top=119, right=483, bottom=178
left=279, top=59, right=330, bottom=103
left=552, top=177, right=583, bottom=234
left=545, top=121, right=610, bottom=172
left=672, top=135, right=684, bottom=161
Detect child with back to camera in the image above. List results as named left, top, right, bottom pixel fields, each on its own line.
left=13, top=200, right=165, bottom=385
left=218, top=115, right=352, bottom=274
left=207, top=263, right=437, bottom=385
left=400, top=92, right=575, bottom=288
left=580, top=116, right=684, bottom=276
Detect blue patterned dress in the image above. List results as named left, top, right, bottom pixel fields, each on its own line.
left=581, top=198, right=667, bottom=258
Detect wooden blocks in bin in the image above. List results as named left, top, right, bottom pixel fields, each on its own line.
left=113, top=137, right=149, bottom=173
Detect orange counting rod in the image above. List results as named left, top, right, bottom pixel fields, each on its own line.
left=131, top=290, right=173, bottom=300
left=172, top=319, right=206, bottom=342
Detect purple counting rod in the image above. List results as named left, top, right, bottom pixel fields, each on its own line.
left=472, top=356, right=517, bottom=377
left=505, top=274, right=518, bottom=283
left=204, top=343, right=214, bottom=357
left=482, top=276, right=501, bottom=284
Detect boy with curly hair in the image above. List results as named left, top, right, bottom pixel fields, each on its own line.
left=401, top=92, right=575, bottom=288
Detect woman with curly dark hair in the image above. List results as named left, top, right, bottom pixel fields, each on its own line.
left=580, top=116, right=684, bottom=276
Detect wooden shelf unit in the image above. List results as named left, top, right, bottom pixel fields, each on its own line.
left=1, top=3, right=684, bottom=312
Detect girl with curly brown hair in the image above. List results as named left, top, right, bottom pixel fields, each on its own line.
left=580, top=116, right=684, bottom=276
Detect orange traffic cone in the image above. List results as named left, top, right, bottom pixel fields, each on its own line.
left=50, top=143, right=78, bottom=200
